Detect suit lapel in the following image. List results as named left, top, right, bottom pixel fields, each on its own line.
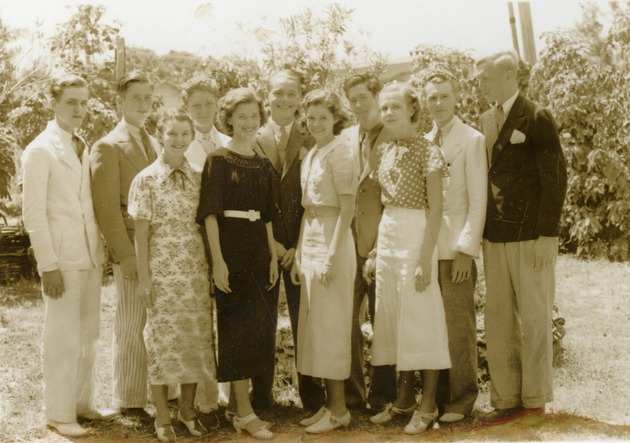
left=491, top=94, right=526, bottom=166
left=441, top=119, right=464, bottom=165
left=115, top=124, right=150, bottom=171
left=283, top=123, right=306, bottom=177
left=257, top=125, right=282, bottom=175
left=361, top=126, right=390, bottom=182
left=50, top=130, right=82, bottom=177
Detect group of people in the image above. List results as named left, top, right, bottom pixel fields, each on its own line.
left=21, top=48, right=567, bottom=440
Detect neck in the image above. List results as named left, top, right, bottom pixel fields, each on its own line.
left=390, top=124, right=415, bottom=140
left=195, top=123, right=214, bottom=134
left=436, top=115, right=455, bottom=129
left=315, top=133, right=334, bottom=148
left=273, top=115, right=293, bottom=127
left=360, top=115, right=381, bottom=132
left=228, top=137, right=255, bottom=156
left=164, top=151, right=185, bottom=168
left=498, top=87, right=518, bottom=105
left=55, top=118, right=77, bottom=134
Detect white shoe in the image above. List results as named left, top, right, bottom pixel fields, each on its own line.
left=299, top=406, right=326, bottom=427
left=440, top=412, right=465, bottom=423
left=404, top=408, right=439, bottom=434
left=305, top=409, right=351, bottom=434
left=47, top=421, right=88, bottom=437
left=197, top=404, right=218, bottom=414
left=77, top=408, right=118, bottom=421
left=370, top=402, right=416, bottom=424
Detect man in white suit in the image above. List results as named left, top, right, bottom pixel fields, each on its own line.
left=422, top=69, right=487, bottom=423
left=21, top=74, right=109, bottom=437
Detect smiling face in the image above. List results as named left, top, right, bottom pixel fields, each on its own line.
left=305, top=104, right=336, bottom=146
left=53, top=86, right=89, bottom=133
left=346, top=83, right=380, bottom=130
left=229, top=101, right=262, bottom=139
left=424, top=80, right=456, bottom=128
left=161, top=118, right=193, bottom=160
left=267, top=75, right=301, bottom=124
left=379, top=90, right=415, bottom=135
left=185, top=90, right=218, bottom=131
left=118, top=81, right=153, bottom=128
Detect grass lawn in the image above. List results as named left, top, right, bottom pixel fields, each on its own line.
left=1, top=254, right=629, bottom=442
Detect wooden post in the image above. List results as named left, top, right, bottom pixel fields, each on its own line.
left=518, top=2, right=537, bottom=64
left=508, top=2, right=521, bottom=57
left=114, top=36, right=126, bottom=81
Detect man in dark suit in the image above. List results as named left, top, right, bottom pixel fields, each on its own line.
left=90, top=71, right=159, bottom=417
left=255, top=70, right=324, bottom=413
left=341, top=73, right=397, bottom=411
left=476, top=50, right=567, bottom=424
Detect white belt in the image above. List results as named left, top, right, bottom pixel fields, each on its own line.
left=223, top=210, right=261, bottom=221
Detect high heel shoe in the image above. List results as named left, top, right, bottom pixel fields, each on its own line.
left=370, top=402, right=417, bottom=424
left=305, top=408, right=351, bottom=434
left=403, top=408, right=439, bottom=434
left=299, top=406, right=326, bottom=427
left=177, top=409, right=207, bottom=436
left=232, top=413, right=274, bottom=440
left=155, top=419, right=177, bottom=442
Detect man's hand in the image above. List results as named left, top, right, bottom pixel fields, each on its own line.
left=451, top=252, right=473, bottom=284
left=275, top=241, right=287, bottom=263
left=290, top=260, right=301, bottom=286
left=42, top=270, right=64, bottom=299
left=363, top=256, right=376, bottom=285
left=120, top=256, right=138, bottom=282
left=280, top=247, right=296, bottom=270
left=533, top=236, right=558, bottom=269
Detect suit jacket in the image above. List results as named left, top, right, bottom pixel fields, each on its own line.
left=90, top=121, right=160, bottom=263
left=21, top=121, right=104, bottom=274
left=341, top=124, right=393, bottom=258
left=426, top=117, right=487, bottom=259
left=480, top=93, right=567, bottom=243
left=256, top=121, right=315, bottom=249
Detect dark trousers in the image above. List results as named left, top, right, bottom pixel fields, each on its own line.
left=436, top=259, right=479, bottom=416
left=345, top=254, right=397, bottom=408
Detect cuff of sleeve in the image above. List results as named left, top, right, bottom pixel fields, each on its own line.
left=40, top=263, right=58, bottom=273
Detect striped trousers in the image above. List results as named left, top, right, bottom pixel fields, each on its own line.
left=112, top=264, right=148, bottom=408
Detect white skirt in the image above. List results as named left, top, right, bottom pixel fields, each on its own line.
left=371, top=206, right=451, bottom=371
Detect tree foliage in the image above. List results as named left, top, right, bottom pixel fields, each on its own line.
left=529, top=3, right=630, bottom=260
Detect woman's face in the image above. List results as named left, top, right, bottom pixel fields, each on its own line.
left=162, top=119, right=193, bottom=159
left=305, top=104, right=335, bottom=145
left=379, top=90, right=415, bottom=133
left=229, top=101, right=261, bottom=138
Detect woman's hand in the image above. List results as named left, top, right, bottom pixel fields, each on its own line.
left=290, top=260, right=301, bottom=286
left=318, top=262, right=334, bottom=286
left=267, top=259, right=279, bottom=290
left=414, top=257, right=432, bottom=293
left=213, top=259, right=231, bottom=293
left=363, top=256, right=376, bottom=285
left=137, top=278, right=155, bottom=307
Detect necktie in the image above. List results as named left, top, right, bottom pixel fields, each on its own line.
left=494, top=105, right=506, bottom=132
left=359, top=132, right=370, bottom=176
left=71, top=134, right=85, bottom=162
left=434, top=127, right=443, bottom=147
left=140, top=128, right=156, bottom=163
left=277, top=125, right=289, bottom=170
left=198, top=132, right=215, bottom=153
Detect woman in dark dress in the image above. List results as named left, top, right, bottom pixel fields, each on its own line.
left=196, top=88, right=278, bottom=440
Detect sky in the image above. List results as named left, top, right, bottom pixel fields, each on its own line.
left=0, top=0, right=612, bottom=64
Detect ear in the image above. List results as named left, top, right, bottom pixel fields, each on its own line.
left=116, top=95, right=123, bottom=108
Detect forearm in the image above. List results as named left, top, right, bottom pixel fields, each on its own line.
left=134, top=220, right=151, bottom=283
left=420, top=172, right=443, bottom=260
left=266, top=222, right=278, bottom=262
left=204, top=215, right=224, bottom=263
left=325, top=195, right=355, bottom=265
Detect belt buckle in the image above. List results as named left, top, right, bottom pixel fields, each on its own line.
left=247, top=210, right=258, bottom=221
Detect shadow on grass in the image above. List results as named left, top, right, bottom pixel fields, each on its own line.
left=0, top=278, right=41, bottom=307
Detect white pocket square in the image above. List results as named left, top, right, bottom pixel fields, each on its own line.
left=510, top=130, right=526, bottom=144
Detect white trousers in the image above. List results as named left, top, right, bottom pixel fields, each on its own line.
left=42, top=268, right=101, bottom=423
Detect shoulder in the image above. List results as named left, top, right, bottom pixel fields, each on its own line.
left=217, top=131, right=231, bottom=146
left=330, top=138, right=354, bottom=162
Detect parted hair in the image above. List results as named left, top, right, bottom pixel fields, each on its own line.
left=342, top=72, right=383, bottom=97
left=181, top=76, right=220, bottom=104
left=50, top=74, right=88, bottom=101
left=302, top=89, right=349, bottom=135
left=419, top=67, right=460, bottom=97
left=380, top=81, right=422, bottom=124
left=216, top=87, right=267, bottom=137
left=156, top=108, right=195, bottom=144
left=267, top=69, right=303, bottom=94
left=476, top=50, right=519, bottom=73
left=117, top=70, right=151, bottom=95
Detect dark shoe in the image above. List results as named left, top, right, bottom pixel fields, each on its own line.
left=481, top=406, right=544, bottom=425
left=345, top=395, right=366, bottom=410
left=367, top=395, right=396, bottom=411
left=120, top=407, right=152, bottom=421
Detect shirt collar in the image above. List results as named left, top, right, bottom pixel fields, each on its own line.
left=500, top=90, right=520, bottom=116
left=314, top=135, right=343, bottom=159
left=195, top=125, right=218, bottom=141
left=122, top=118, right=143, bottom=138
left=435, top=115, right=458, bottom=140
left=49, top=120, right=74, bottom=147
left=154, top=154, right=195, bottom=186
left=269, top=117, right=294, bottom=135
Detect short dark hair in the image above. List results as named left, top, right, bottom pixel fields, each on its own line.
left=302, top=89, right=349, bottom=135
left=50, top=74, right=88, bottom=101
left=342, top=72, right=383, bottom=98
left=117, top=70, right=151, bottom=95
left=216, top=88, right=267, bottom=137
left=181, top=76, right=219, bottom=104
left=380, top=81, right=422, bottom=124
left=420, top=67, right=459, bottom=98
left=156, top=108, right=195, bottom=145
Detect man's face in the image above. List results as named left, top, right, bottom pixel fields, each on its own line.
left=53, top=86, right=89, bottom=133
left=185, top=90, right=218, bottom=131
left=424, top=81, right=457, bottom=128
left=118, top=81, right=153, bottom=127
left=476, top=61, right=507, bottom=104
left=346, top=83, right=380, bottom=129
left=267, top=76, right=301, bottom=122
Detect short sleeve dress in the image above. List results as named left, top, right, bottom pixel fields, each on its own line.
left=296, top=136, right=358, bottom=380
left=370, top=133, right=452, bottom=371
left=196, top=149, right=276, bottom=383
left=128, top=155, right=215, bottom=385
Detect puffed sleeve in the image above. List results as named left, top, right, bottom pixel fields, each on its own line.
left=128, top=172, right=152, bottom=221
left=331, top=142, right=358, bottom=196
left=425, top=143, right=448, bottom=176
left=262, top=159, right=275, bottom=223
left=196, top=154, right=225, bottom=225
